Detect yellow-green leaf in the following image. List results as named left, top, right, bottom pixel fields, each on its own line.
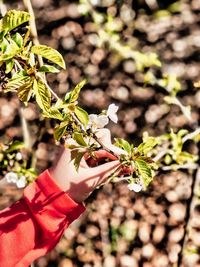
left=135, top=159, right=153, bottom=187
left=33, top=79, right=51, bottom=112
left=43, top=107, right=63, bottom=120
left=73, top=132, right=87, bottom=147
left=0, top=10, right=30, bottom=36
left=31, top=45, right=66, bottom=69
left=54, top=121, right=69, bottom=141
left=137, top=137, right=157, bottom=155
left=18, top=79, right=33, bottom=103
left=74, top=151, right=85, bottom=171
left=65, top=79, right=87, bottom=103
left=74, top=106, right=89, bottom=128
left=114, top=138, right=131, bottom=154
left=5, top=71, right=29, bottom=92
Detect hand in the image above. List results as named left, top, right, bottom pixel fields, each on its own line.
left=49, top=129, right=124, bottom=203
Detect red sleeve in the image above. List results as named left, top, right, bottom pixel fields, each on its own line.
left=0, top=169, right=86, bottom=267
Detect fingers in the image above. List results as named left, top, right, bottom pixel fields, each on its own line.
left=91, top=160, right=121, bottom=186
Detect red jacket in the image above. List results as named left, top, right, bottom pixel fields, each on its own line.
left=0, top=170, right=85, bottom=267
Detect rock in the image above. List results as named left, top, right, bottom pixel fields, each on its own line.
left=168, top=244, right=181, bottom=263
left=152, top=253, right=169, bottom=267
left=153, top=225, right=166, bottom=244
left=138, top=221, right=151, bottom=243
left=168, top=203, right=186, bottom=224
left=168, top=227, right=184, bottom=243
left=103, top=255, right=116, bottom=267
left=120, top=255, right=138, bottom=267
left=142, top=243, right=155, bottom=259
left=58, top=259, right=73, bottom=267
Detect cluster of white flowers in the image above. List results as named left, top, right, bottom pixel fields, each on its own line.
left=87, top=103, right=119, bottom=131
left=127, top=182, right=143, bottom=192
left=5, top=172, right=27, bottom=188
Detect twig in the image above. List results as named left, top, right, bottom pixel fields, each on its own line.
left=36, top=73, right=60, bottom=101
left=0, top=0, right=7, bottom=16
left=182, top=127, right=200, bottom=143
left=161, top=163, right=198, bottom=171
left=19, top=108, right=33, bottom=150
left=23, top=0, right=43, bottom=66
left=178, top=168, right=200, bottom=266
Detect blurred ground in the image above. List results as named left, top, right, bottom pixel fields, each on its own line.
left=0, top=0, right=200, bottom=266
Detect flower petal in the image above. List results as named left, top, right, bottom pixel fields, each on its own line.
left=127, top=183, right=142, bottom=192
left=96, top=115, right=109, bottom=128
left=107, top=104, right=119, bottom=123
left=5, top=172, right=18, bottom=183
left=16, top=176, right=27, bottom=188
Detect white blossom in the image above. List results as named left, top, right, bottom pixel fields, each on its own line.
left=127, top=183, right=142, bottom=192
left=5, top=172, right=18, bottom=183
left=15, top=152, right=22, bottom=161
left=87, top=114, right=109, bottom=130
left=107, top=103, right=119, bottom=123
left=16, top=176, right=27, bottom=188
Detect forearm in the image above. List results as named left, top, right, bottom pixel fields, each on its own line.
left=0, top=170, right=85, bottom=267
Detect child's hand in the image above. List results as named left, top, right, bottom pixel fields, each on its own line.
left=49, top=129, right=124, bottom=203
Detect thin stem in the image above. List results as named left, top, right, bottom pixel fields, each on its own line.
left=182, top=127, right=200, bottom=143
left=36, top=73, right=60, bottom=101
left=161, top=163, right=198, bottom=171
left=23, top=0, right=43, bottom=66
left=71, top=112, right=119, bottom=159
left=0, top=0, right=7, bottom=16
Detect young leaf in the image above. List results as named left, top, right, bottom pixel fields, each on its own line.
left=65, top=79, right=87, bottom=103
left=43, top=107, right=63, bottom=120
left=0, top=10, right=30, bottom=36
left=54, top=121, right=69, bottom=141
left=13, top=32, right=23, bottom=48
left=5, top=71, right=30, bottom=92
left=137, top=137, right=157, bottom=155
left=0, top=39, right=20, bottom=61
left=73, top=132, right=87, bottom=147
left=18, top=79, right=34, bottom=103
left=5, top=59, right=14, bottom=74
left=114, top=138, right=131, bottom=154
left=33, top=79, right=51, bottom=112
left=1, top=37, right=9, bottom=52
left=6, top=141, right=24, bottom=153
left=74, top=106, right=89, bottom=128
left=135, top=159, right=153, bottom=187
left=38, top=65, right=60, bottom=73
left=74, top=151, right=85, bottom=171
left=31, top=45, right=66, bottom=69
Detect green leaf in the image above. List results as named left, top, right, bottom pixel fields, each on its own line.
left=43, top=107, right=63, bottom=120
left=54, top=121, right=69, bottom=141
left=137, top=137, right=157, bottom=155
left=5, top=59, right=14, bottom=74
left=74, top=106, right=89, bottom=128
left=13, top=32, right=23, bottom=48
left=135, top=159, right=153, bottom=187
left=38, top=65, right=60, bottom=73
left=65, top=79, right=87, bottom=103
left=18, top=79, right=33, bottom=103
left=31, top=45, right=66, bottom=69
left=33, top=79, right=51, bottom=112
left=5, top=71, right=29, bottom=92
left=74, top=151, right=85, bottom=171
left=1, top=37, right=9, bottom=52
left=114, top=138, right=131, bottom=154
left=6, top=141, right=24, bottom=153
left=0, top=39, right=20, bottom=61
left=0, top=10, right=30, bottom=36
left=73, top=132, right=87, bottom=147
